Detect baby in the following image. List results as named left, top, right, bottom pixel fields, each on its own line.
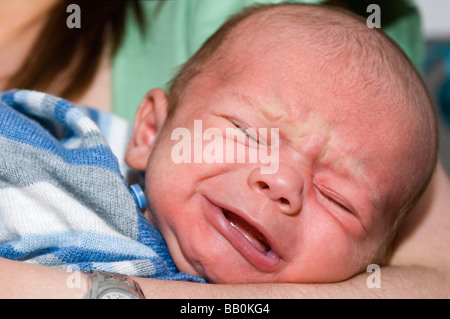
left=124, top=3, right=438, bottom=284
left=0, top=3, right=438, bottom=285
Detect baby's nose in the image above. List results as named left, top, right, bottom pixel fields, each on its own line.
left=248, top=165, right=303, bottom=216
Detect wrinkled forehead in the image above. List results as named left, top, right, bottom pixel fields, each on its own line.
left=207, top=20, right=406, bottom=131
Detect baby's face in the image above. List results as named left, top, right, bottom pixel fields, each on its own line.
left=140, top=37, right=411, bottom=284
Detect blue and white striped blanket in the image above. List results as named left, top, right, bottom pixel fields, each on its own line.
left=0, top=90, right=204, bottom=282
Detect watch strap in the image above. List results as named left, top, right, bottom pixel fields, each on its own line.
left=85, top=270, right=145, bottom=299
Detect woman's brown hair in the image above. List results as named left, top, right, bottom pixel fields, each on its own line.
left=6, top=0, right=145, bottom=101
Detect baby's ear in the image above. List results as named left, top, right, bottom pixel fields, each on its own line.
left=125, top=89, right=168, bottom=171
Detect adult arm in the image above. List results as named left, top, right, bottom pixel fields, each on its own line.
left=1, top=258, right=445, bottom=299
left=134, top=265, right=447, bottom=299
left=0, top=257, right=90, bottom=299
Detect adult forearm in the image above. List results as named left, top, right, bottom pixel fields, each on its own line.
left=2, top=257, right=448, bottom=298
left=0, top=258, right=90, bottom=299
left=135, top=265, right=449, bottom=299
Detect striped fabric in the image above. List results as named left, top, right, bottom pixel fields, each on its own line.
left=0, top=90, right=204, bottom=282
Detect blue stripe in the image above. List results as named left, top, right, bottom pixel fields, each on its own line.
left=0, top=244, right=60, bottom=261
left=1, top=231, right=158, bottom=258
left=53, top=98, right=77, bottom=126
left=0, top=100, right=122, bottom=173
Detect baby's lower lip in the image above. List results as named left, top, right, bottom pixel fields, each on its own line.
left=206, top=199, right=281, bottom=272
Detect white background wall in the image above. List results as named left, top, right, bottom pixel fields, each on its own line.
left=415, top=0, right=450, bottom=39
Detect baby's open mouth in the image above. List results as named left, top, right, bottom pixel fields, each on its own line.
left=222, top=209, right=271, bottom=255
left=205, top=197, right=281, bottom=271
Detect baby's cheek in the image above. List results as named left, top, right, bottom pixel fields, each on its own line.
left=298, top=222, right=364, bottom=282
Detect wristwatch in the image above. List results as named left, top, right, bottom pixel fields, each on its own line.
left=84, top=270, right=146, bottom=299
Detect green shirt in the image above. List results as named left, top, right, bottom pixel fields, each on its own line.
left=113, top=0, right=424, bottom=122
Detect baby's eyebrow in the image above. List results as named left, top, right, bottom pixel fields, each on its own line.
left=230, top=91, right=288, bottom=124
left=323, top=148, right=368, bottom=186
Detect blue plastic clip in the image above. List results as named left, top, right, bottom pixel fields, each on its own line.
left=129, top=184, right=147, bottom=209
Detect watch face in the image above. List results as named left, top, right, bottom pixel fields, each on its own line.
left=98, top=289, right=139, bottom=299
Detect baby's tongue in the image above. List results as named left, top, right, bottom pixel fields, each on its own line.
left=224, top=210, right=270, bottom=254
